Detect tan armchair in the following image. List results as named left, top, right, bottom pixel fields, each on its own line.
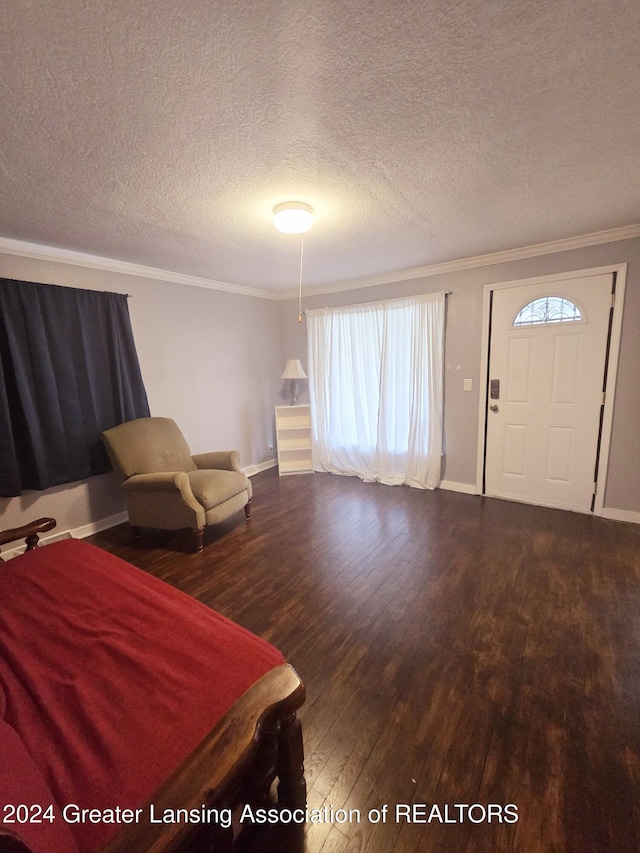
left=102, top=417, right=252, bottom=552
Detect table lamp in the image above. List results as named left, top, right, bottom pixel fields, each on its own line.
left=280, top=359, right=307, bottom=405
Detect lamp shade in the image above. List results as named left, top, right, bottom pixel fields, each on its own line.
left=280, top=359, right=308, bottom=380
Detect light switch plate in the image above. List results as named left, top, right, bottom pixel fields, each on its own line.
left=463, top=378, right=472, bottom=392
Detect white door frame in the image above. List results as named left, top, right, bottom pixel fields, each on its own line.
left=475, top=263, right=627, bottom=516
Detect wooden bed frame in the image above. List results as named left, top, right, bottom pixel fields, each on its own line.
left=0, top=519, right=306, bottom=853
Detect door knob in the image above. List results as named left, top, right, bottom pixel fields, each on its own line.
left=490, top=403, right=499, bottom=412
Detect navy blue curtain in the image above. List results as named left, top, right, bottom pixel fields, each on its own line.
left=0, top=279, right=150, bottom=497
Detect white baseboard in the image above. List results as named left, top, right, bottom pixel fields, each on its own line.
left=601, top=507, right=640, bottom=524
left=72, top=511, right=130, bottom=538
left=440, top=479, right=477, bottom=495
left=436, top=486, right=640, bottom=523
left=0, top=511, right=129, bottom=560
left=243, top=458, right=278, bottom=477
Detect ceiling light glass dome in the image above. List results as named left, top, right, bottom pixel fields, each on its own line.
left=273, top=202, right=314, bottom=234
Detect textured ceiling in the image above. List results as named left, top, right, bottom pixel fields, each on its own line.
left=1, top=0, right=640, bottom=291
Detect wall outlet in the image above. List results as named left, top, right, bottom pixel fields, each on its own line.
left=267, top=443, right=274, bottom=451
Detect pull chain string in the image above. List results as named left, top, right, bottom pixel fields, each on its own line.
left=298, top=234, right=304, bottom=323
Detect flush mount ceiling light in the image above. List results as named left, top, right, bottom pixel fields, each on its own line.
left=274, top=201, right=314, bottom=322
left=273, top=201, right=314, bottom=234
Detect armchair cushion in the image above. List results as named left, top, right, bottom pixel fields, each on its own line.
left=186, top=469, right=249, bottom=512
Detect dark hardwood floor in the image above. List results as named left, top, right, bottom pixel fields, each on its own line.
left=87, top=468, right=640, bottom=853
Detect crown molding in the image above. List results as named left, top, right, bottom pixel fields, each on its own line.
left=275, top=223, right=640, bottom=300
left=0, top=237, right=275, bottom=299
left=1, top=223, right=639, bottom=302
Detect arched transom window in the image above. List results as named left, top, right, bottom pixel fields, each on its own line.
left=512, top=296, right=582, bottom=326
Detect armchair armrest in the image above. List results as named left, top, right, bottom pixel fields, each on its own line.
left=121, top=474, right=205, bottom=530
left=192, top=450, right=241, bottom=473
left=122, top=472, right=193, bottom=493
left=122, top=472, right=202, bottom=514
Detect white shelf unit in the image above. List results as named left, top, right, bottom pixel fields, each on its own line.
left=275, top=404, right=313, bottom=476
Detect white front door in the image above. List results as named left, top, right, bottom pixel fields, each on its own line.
left=484, top=272, right=614, bottom=512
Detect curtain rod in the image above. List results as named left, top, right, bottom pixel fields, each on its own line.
left=302, top=290, right=452, bottom=314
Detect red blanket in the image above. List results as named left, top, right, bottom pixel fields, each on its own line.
left=0, top=539, right=285, bottom=852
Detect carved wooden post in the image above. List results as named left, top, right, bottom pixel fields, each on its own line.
left=25, top=533, right=42, bottom=551
left=191, top=818, right=234, bottom=853
left=0, top=518, right=56, bottom=562
left=277, top=713, right=306, bottom=810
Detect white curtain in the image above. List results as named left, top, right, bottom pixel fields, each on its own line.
left=307, top=291, right=444, bottom=489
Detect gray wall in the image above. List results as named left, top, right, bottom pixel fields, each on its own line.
left=279, top=237, right=640, bottom=515
left=1, top=235, right=638, bottom=536
left=0, top=254, right=282, bottom=534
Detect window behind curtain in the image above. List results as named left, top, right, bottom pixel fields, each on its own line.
left=0, top=278, right=150, bottom=497
left=306, top=291, right=445, bottom=490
